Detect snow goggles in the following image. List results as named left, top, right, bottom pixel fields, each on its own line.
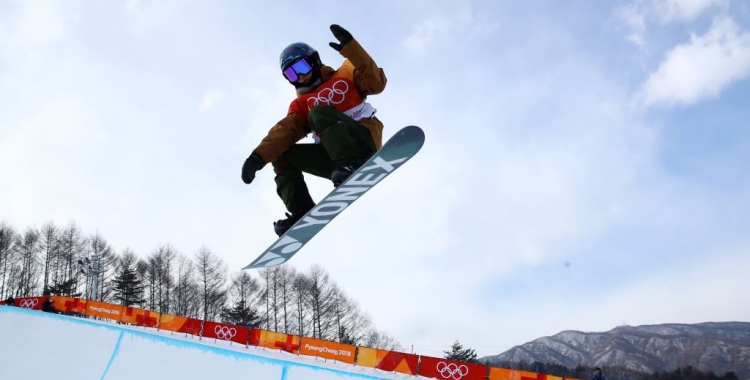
left=283, top=58, right=313, bottom=82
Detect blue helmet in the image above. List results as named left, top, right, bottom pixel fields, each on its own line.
left=280, top=43, right=316, bottom=69
left=279, top=42, right=322, bottom=86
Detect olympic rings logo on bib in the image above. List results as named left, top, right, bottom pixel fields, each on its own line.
left=307, top=80, right=349, bottom=109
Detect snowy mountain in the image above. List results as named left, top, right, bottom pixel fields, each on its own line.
left=481, top=322, right=750, bottom=378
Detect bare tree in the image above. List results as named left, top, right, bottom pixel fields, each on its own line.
left=259, top=265, right=298, bottom=333
left=287, top=265, right=392, bottom=346
left=39, top=222, right=60, bottom=294
left=57, top=222, right=86, bottom=297
left=259, top=268, right=271, bottom=330
left=363, top=329, right=403, bottom=351
left=290, top=271, right=312, bottom=337
left=0, top=223, right=20, bottom=299
left=264, top=267, right=281, bottom=331
left=172, top=253, right=200, bottom=318
left=276, top=265, right=297, bottom=333
left=193, top=246, right=227, bottom=322
left=83, top=232, right=116, bottom=301
left=142, top=253, right=158, bottom=310
left=16, top=227, right=42, bottom=296
left=329, top=285, right=374, bottom=345
left=144, top=244, right=177, bottom=313
left=307, top=264, right=337, bottom=340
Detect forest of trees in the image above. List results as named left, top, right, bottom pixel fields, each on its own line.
left=484, top=362, right=741, bottom=380
left=0, top=221, right=400, bottom=350
left=643, top=366, right=739, bottom=380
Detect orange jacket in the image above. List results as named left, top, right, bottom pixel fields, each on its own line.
left=252, top=38, right=387, bottom=165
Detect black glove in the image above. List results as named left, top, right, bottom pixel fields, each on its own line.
left=241, top=153, right=264, bottom=184
left=328, top=24, right=353, bottom=52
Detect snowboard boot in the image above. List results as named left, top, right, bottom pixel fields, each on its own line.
left=273, top=212, right=305, bottom=236
left=331, top=158, right=365, bottom=188
left=272, top=168, right=315, bottom=237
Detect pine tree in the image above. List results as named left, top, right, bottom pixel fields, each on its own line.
left=46, top=279, right=78, bottom=297
left=112, top=251, right=145, bottom=307
left=444, top=340, right=479, bottom=363
left=222, top=299, right=261, bottom=328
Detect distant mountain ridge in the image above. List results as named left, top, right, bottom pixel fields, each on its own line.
left=480, top=322, right=750, bottom=379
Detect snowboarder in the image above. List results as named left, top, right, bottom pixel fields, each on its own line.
left=240, top=24, right=387, bottom=236
left=42, top=297, right=55, bottom=313
left=592, top=367, right=605, bottom=380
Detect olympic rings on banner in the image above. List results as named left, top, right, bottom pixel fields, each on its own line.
left=19, top=299, right=39, bottom=309
left=437, top=361, right=470, bottom=380
left=214, top=325, right=237, bottom=340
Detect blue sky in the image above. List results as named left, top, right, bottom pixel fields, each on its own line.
left=1, top=0, right=749, bottom=358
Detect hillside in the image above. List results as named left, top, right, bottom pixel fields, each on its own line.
left=481, top=322, right=750, bottom=379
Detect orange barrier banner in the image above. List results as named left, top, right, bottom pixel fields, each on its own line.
left=249, top=328, right=300, bottom=354
left=158, top=313, right=186, bottom=332
left=158, top=313, right=202, bottom=336
left=202, top=321, right=249, bottom=345
left=85, top=300, right=123, bottom=321
left=49, top=297, right=85, bottom=314
left=356, top=347, right=418, bottom=375
left=299, top=337, right=356, bottom=364
left=489, top=368, right=548, bottom=380
left=418, top=356, right=487, bottom=380
left=121, top=307, right=159, bottom=328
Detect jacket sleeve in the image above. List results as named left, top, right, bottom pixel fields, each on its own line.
left=339, top=38, right=387, bottom=96
left=252, top=112, right=310, bottom=164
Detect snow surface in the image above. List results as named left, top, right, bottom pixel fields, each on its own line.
left=0, top=306, right=422, bottom=380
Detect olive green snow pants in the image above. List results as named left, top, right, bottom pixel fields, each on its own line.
left=272, top=105, right=376, bottom=214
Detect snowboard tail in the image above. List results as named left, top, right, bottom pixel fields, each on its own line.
left=243, top=125, right=425, bottom=270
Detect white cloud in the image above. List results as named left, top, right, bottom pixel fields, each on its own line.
left=404, top=16, right=454, bottom=55
left=122, top=0, right=178, bottom=37
left=403, top=7, right=498, bottom=57
left=640, top=16, right=750, bottom=106
left=4, top=0, right=69, bottom=51
left=0, top=98, right=103, bottom=225
left=618, top=0, right=727, bottom=25
left=652, top=0, right=728, bottom=23
left=597, top=243, right=750, bottom=326
left=198, top=90, right=226, bottom=114
left=619, top=3, right=649, bottom=49
left=0, top=98, right=101, bottom=162
left=616, top=0, right=728, bottom=50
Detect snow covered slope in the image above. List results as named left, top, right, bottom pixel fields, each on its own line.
left=0, top=306, right=416, bottom=380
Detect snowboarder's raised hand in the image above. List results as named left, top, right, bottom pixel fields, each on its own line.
left=241, top=153, right=263, bottom=184
left=328, top=24, right=353, bottom=52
